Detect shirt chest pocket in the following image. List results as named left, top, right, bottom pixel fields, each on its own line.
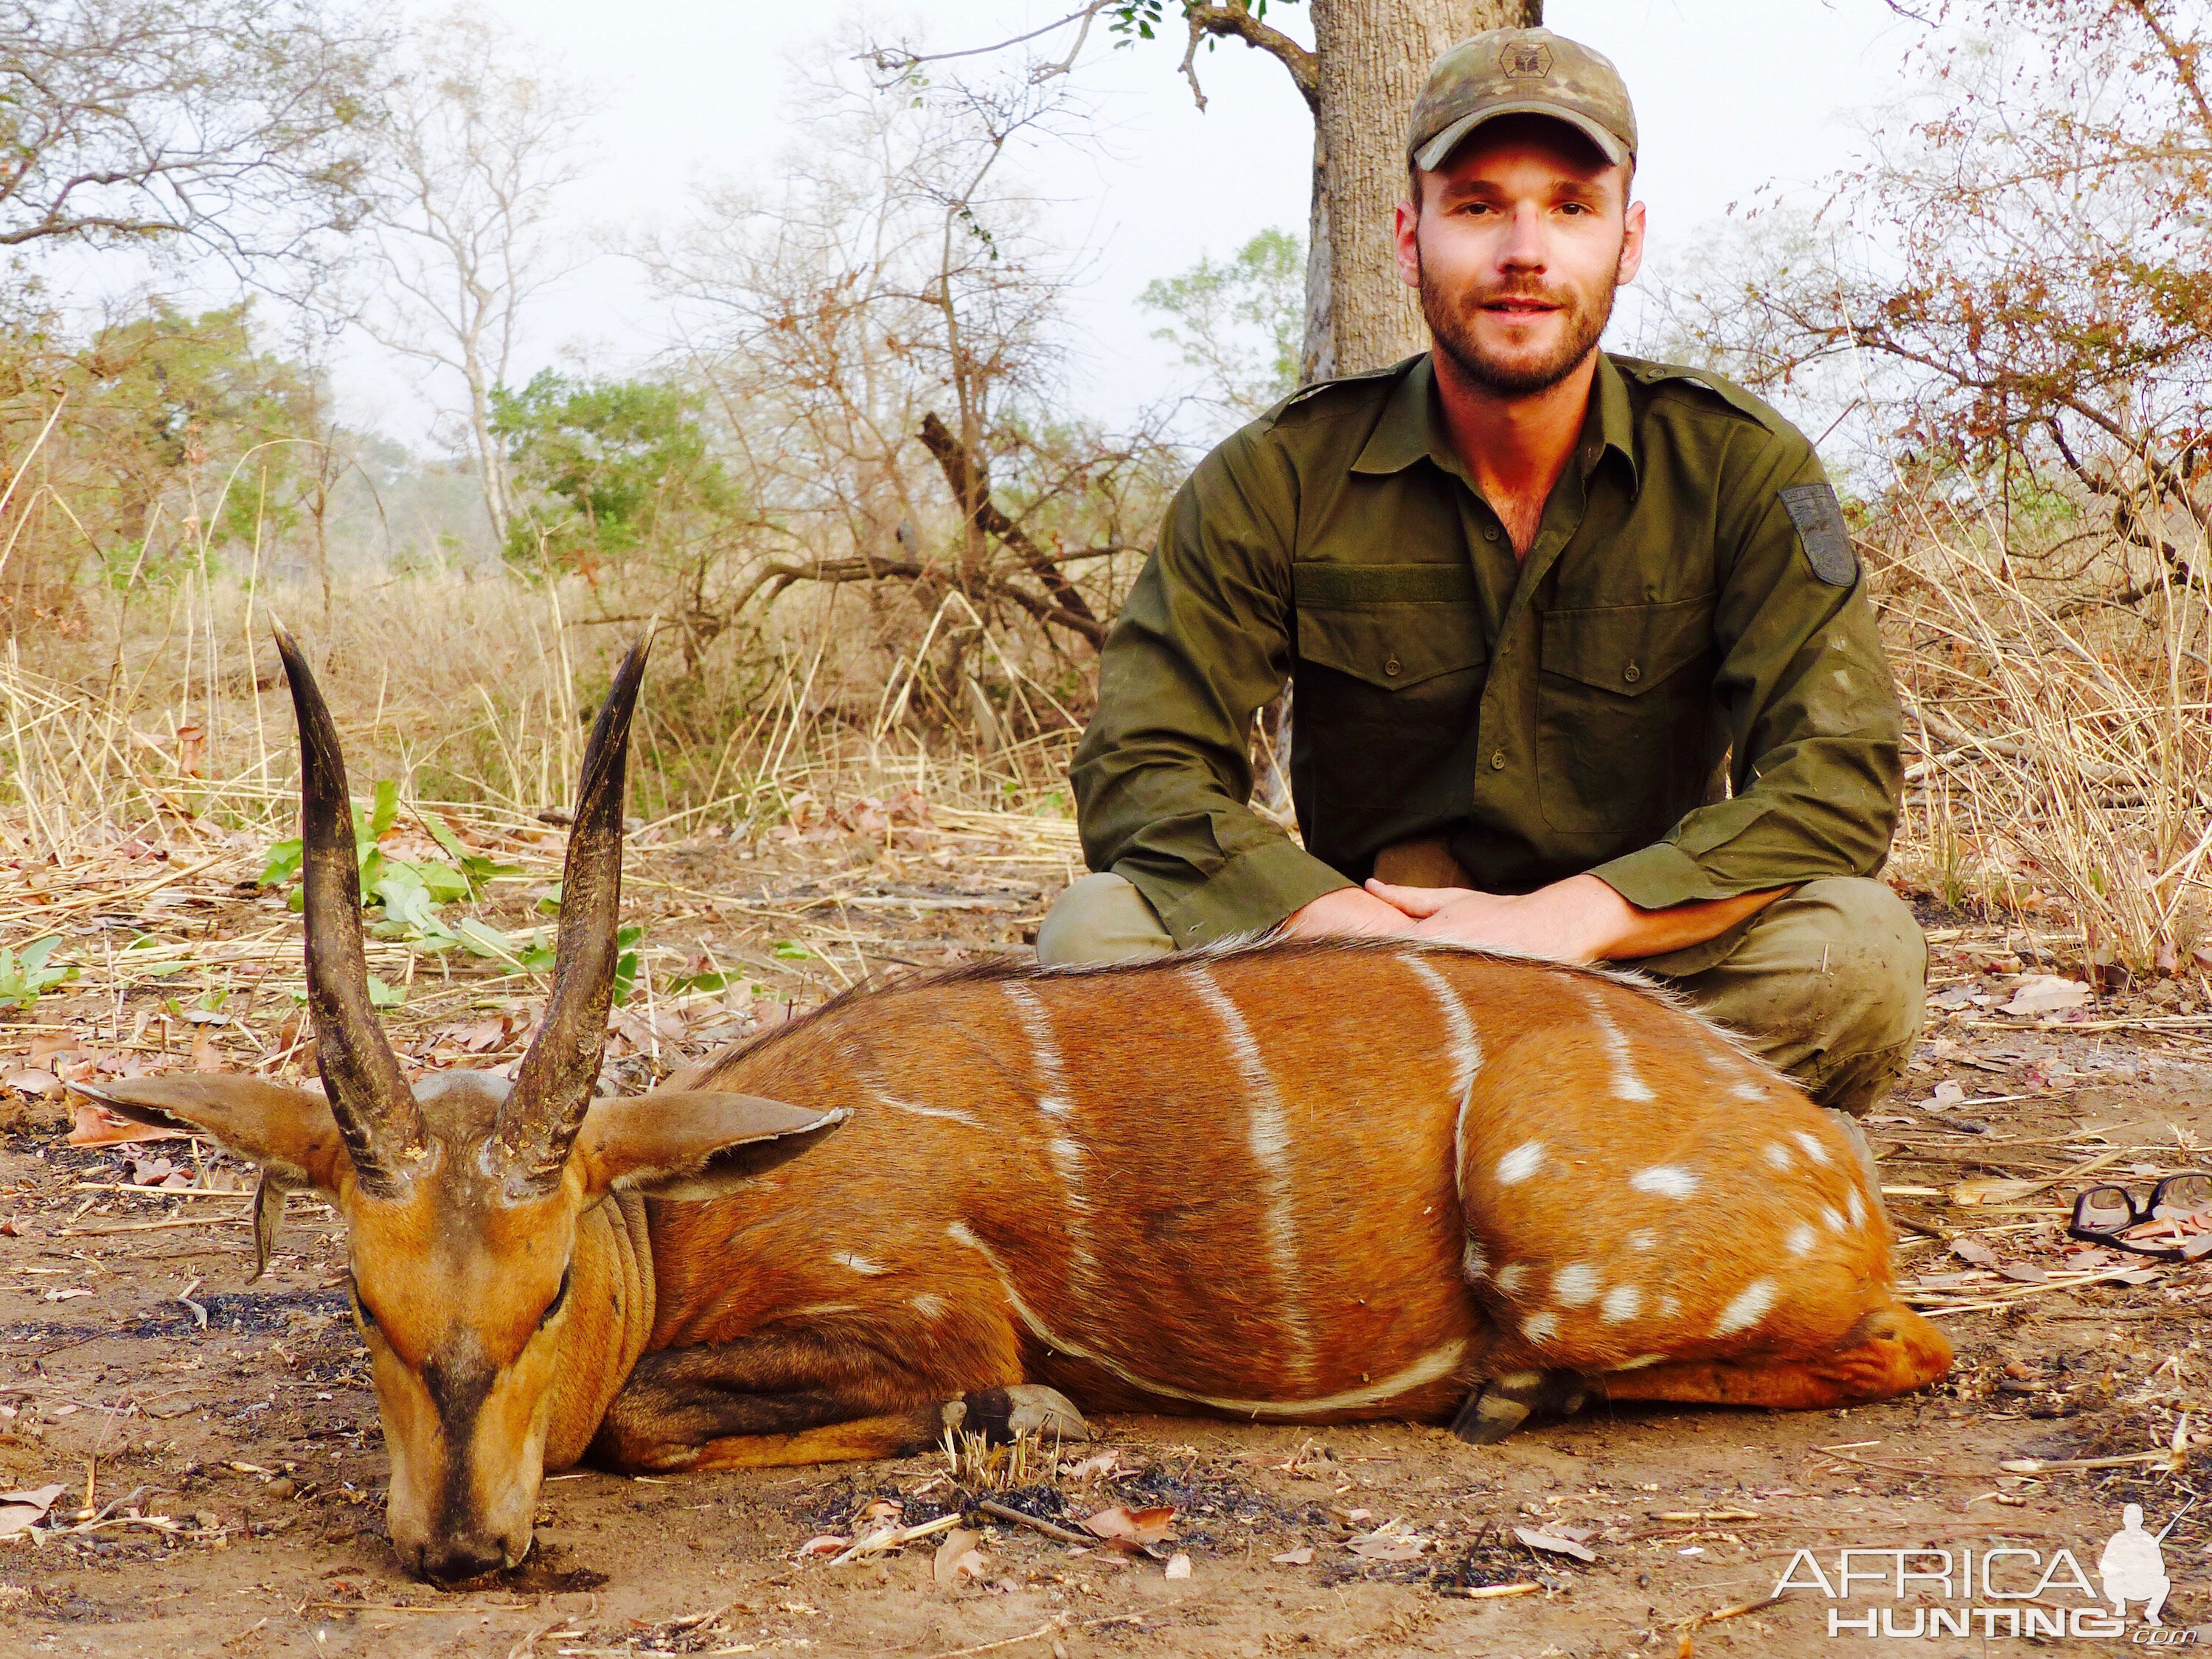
left=1535, top=595, right=1715, bottom=836
left=1293, top=563, right=1486, bottom=698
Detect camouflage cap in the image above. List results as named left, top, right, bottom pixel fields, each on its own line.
left=1408, top=27, right=1637, bottom=173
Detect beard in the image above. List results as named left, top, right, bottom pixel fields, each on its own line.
left=1419, top=248, right=1621, bottom=397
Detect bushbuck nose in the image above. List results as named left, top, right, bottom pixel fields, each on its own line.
left=420, top=1533, right=515, bottom=1586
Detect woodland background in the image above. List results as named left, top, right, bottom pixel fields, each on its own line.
left=3, top=0, right=2211, bottom=978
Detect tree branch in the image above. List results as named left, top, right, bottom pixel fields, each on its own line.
left=1181, top=4, right=1319, bottom=113
left=918, top=411, right=1106, bottom=647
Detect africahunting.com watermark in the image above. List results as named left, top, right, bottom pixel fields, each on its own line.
left=1774, top=1498, right=2205, bottom=1643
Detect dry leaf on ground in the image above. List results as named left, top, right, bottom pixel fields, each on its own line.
left=2002, top=975, right=2091, bottom=1016
left=1164, top=1552, right=1192, bottom=1579
left=1081, top=1504, right=1175, bottom=1546
left=933, top=1526, right=984, bottom=1585
left=1951, top=1237, right=2000, bottom=1268
left=0, top=1486, right=66, bottom=1537
left=1514, top=1526, right=1598, bottom=1562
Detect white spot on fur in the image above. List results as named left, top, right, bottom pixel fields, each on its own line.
left=1407, top=956, right=1484, bottom=1210
left=1462, top=1237, right=1488, bottom=1281
left=1615, top=1353, right=1668, bottom=1371
left=1793, top=1130, right=1832, bottom=1166
left=1626, top=1228, right=1657, bottom=1251
left=911, top=1293, right=949, bottom=1320
left=1553, top=1263, right=1601, bottom=1307
left=1522, top=1311, right=1559, bottom=1345
left=1495, top=1263, right=1528, bottom=1295
left=1497, top=1141, right=1544, bottom=1184
left=1573, top=980, right=1655, bottom=1102
left=947, top=1221, right=982, bottom=1249
left=786, top=1302, right=859, bottom=1318
left=1733, top=1081, right=1769, bottom=1102
left=1188, top=966, right=1311, bottom=1378
left=833, top=1251, right=887, bottom=1276
left=1787, top=1223, right=1818, bottom=1256
left=1711, top=1279, right=1778, bottom=1338
left=1630, top=1165, right=1699, bottom=1198
left=1658, top=1294, right=1680, bottom=1318
left=1004, top=985, right=1099, bottom=1298
left=1821, top=1205, right=1846, bottom=1233
left=1764, top=1142, right=1793, bottom=1171
left=1846, top=1187, right=1869, bottom=1228
left=1601, top=1284, right=1643, bottom=1323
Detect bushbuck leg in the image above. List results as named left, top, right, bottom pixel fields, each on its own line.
left=590, top=1331, right=1085, bottom=1473
left=1593, top=1303, right=1954, bottom=1411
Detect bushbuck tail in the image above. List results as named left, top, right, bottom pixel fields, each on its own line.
left=75, top=635, right=1953, bottom=1585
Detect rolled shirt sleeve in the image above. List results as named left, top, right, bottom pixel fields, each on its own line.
left=1071, top=425, right=1352, bottom=943
left=1589, top=436, right=1903, bottom=911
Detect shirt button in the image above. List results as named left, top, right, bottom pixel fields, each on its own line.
left=1483, top=526, right=1499, bottom=542
left=1623, top=661, right=1642, bottom=684
left=1384, top=655, right=1402, bottom=677
left=1491, top=751, right=1506, bottom=770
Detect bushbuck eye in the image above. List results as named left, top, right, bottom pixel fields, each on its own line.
left=538, top=1267, right=571, bottom=1330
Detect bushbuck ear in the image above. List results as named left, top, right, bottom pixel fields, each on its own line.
left=69, top=1077, right=351, bottom=1197
left=574, top=1091, right=847, bottom=1200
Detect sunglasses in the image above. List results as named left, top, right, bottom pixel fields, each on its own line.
left=2067, top=1173, right=2212, bottom=1262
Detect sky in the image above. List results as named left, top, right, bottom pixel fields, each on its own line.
left=325, top=0, right=1925, bottom=447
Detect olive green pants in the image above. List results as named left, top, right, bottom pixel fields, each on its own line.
left=1034, top=872, right=1926, bottom=1115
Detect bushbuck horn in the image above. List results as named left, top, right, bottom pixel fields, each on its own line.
left=500, top=638, right=650, bottom=1190
left=271, top=627, right=425, bottom=1194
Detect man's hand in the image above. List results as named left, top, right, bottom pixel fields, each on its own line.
left=1366, top=874, right=1632, bottom=959
left=1278, top=884, right=1415, bottom=939
left=1287, top=872, right=1793, bottom=961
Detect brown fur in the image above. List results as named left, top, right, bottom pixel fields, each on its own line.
left=80, top=936, right=1954, bottom=1583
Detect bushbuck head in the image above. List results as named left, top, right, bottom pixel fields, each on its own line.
left=78, top=633, right=841, bottom=1585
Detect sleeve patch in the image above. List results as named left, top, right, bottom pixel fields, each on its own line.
left=1778, top=483, right=1857, bottom=586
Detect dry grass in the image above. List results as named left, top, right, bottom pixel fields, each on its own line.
left=1875, top=480, right=2212, bottom=972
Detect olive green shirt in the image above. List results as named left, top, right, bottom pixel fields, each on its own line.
left=1071, top=350, right=1902, bottom=947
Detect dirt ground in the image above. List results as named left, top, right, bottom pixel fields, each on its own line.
left=2, top=807, right=2208, bottom=1657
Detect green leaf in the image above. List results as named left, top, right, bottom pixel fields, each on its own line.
left=667, top=969, right=731, bottom=995
left=772, top=939, right=811, bottom=961
left=535, top=881, right=564, bottom=916
left=516, top=933, right=557, bottom=973
left=369, top=779, right=400, bottom=841
left=454, top=918, right=523, bottom=963
left=366, top=974, right=404, bottom=1009
left=258, top=838, right=304, bottom=888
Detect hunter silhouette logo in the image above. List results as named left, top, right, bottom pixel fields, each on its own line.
left=2100, top=1499, right=2191, bottom=1627
left=1774, top=1495, right=2201, bottom=1638
left=1499, top=42, right=1551, bottom=80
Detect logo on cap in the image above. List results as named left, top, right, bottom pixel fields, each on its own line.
left=1499, top=41, right=1552, bottom=79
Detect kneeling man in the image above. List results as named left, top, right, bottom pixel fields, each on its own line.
left=1041, top=27, right=1924, bottom=1116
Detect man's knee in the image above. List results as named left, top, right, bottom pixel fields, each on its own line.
left=1670, top=877, right=1926, bottom=1113
left=1792, top=877, right=1927, bottom=1048
left=1035, top=872, right=1175, bottom=967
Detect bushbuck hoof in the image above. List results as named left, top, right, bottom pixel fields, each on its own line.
left=1452, top=1368, right=1590, bottom=1445
left=950, top=1385, right=1090, bottom=1445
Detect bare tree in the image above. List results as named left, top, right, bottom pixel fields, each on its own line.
left=355, top=4, right=591, bottom=550
left=0, top=0, right=386, bottom=263
left=643, top=58, right=1173, bottom=731
left=874, top=0, right=1540, bottom=380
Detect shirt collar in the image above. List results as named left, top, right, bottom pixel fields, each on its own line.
left=1349, top=349, right=1640, bottom=491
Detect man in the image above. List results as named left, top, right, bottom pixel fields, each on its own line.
left=1040, top=26, right=1924, bottom=1115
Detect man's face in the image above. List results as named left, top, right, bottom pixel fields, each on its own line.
left=1394, top=116, right=1645, bottom=397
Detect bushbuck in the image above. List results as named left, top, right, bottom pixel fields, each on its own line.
left=75, top=634, right=1953, bottom=1585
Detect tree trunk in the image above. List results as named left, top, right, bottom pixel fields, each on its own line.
left=1307, top=0, right=1540, bottom=378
